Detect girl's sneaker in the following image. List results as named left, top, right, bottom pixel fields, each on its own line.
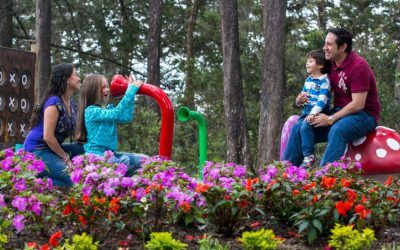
left=300, top=155, right=315, bottom=168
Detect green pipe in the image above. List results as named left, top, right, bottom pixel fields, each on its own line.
left=177, top=106, right=207, bottom=180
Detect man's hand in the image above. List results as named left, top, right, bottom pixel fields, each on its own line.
left=310, top=113, right=330, bottom=127
left=305, top=114, right=315, bottom=123
left=296, top=92, right=308, bottom=106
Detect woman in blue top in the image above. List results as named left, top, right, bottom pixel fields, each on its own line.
left=75, top=74, right=148, bottom=176
left=24, top=63, right=84, bottom=186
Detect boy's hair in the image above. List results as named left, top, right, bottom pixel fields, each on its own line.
left=326, top=27, right=353, bottom=53
left=75, top=74, right=106, bottom=142
left=306, top=49, right=330, bottom=74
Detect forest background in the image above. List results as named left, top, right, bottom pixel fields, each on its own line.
left=1, top=0, right=399, bottom=174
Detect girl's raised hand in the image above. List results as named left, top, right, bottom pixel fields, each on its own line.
left=127, top=75, right=143, bottom=87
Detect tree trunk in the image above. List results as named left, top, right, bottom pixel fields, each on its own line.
left=35, top=0, right=51, bottom=101
left=395, top=43, right=400, bottom=131
left=316, top=0, right=327, bottom=31
left=220, top=0, right=252, bottom=167
left=184, top=0, right=203, bottom=109
left=147, top=0, right=163, bottom=112
left=0, top=0, right=13, bottom=47
left=257, top=0, right=287, bottom=167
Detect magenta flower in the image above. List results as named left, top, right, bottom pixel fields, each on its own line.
left=4, top=148, right=14, bottom=158
left=115, top=164, right=127, bottom=176
left=72, top=155, right=85, bottom=167
left=14, top=178, right=27, bottom=192
left=0, top=194, right=6, bottom=207
left=21, top=152, right=35, bottom=162
left=13, top=214, right=25, bottom=232
left=1, top=157, right=13, bottom=171
left=136, top=187, right=146, bottom=201
left=11, top=196, right=27, bottom=211
left=71, top=169, right=84, bottom=184
left=103, top=186, right=116, bottom=197
left=233, top=166, right=246, bottom=178
left=82, top=186, right=93, bottom=196
left=121, top=177, right=134, bottom=188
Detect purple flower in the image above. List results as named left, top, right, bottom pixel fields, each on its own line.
left=115, top=164, right=127, bottom=176
left=136, top=187, right=146, bottom=201
left=121, top=177, right=134, bottom=188
left=0, top=194, right=6, bottom=207
left=4, top=148, right=14, bottom=158
left=34, top=179, right=45, bottom=193
left=71, top=169, right=84, bottom=184
left=84, top=163, right=98, bottom=172
left=27, top=160, right=45, bottom=173
left=72, top=155, right=85, bottom=167
left=82, top=186, right=93, bottom=196
left=103, top=186, right=116, bottom=197
left=11, top=196, right=27, bottom=211
left=1, top=158, right=13, bottom=171
left=104, top=150, right=114, bottom=159
left=21, top=152, right=35, bottom=162
left=47, top=178, right=53, bottom=190
left=84, top=172, right=99, bottom=184
left=233, top=166, right=246, bottom=178
left=14, top=178, right=27, bottom=192
left=28, top=197, right=41, bottom=216
left=13, top=214, right=25, bottom=232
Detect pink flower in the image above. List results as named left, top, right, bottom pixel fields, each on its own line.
left=0, top=194, right=6, bottom=207
left=71, top=169, right=84, bottom=184
left=1, top=157, right=13, bottom=171
left=13, top=214, right=25, bottom=232
left=14, top=178, right=27, bottom=192
left=121, top=177, right=134, bottom=188
left=4, top=148, right=14, bottom=158
left=12, top=196, right=27, bottom=211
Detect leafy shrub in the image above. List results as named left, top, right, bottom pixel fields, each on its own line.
left=238, top=228, right=282, bottom=250
left=328, top=224, right=376, bottom=250
left=144, top=232, right=187, bottom=250
left=60, top=232, right=98, bottom=250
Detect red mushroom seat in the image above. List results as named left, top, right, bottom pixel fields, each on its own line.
left=345, top=126, right=400, bottom=174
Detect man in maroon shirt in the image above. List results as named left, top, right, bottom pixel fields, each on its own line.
left=283, top=28, right=380, bottom=166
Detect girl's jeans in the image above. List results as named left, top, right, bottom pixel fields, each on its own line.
left=283, top=111, right=377, bottom=166
left=109, top=152, right=149, bottom=176
left=34, top=142, right=84, bottom=186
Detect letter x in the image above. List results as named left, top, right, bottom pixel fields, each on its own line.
left=9, top=97, right=15, bottom=108
left=20, top=123, right=26, bottom=134
left=7, top=122, right=13, bottom=132
left=9, top=73, right=16, bottom=83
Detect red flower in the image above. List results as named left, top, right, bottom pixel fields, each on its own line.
left=266, top=180, right=277, bottom=191
left=62, top=204, right=73, bottom=215
left=384, top=175, right=393, bottom=186
left=119, top=241, right=130, bottom=247
left=27, top=242, right=37, bottom=249
left=82, top=195, right=90, bottom=206
left=246, top=179, right=253, bottom=191
left=40, top=244, right=50, bottom=250
left=312, top=195, right=318, bottom=203
left=355, top=204, right=371, bottom=219
left=340, top=178, right=352, bottom=187
left=78, top=215, right=87, bottom=226
left=302, top=182, right=316, bottom=191
left=224, top=195, right=231, bottom=200
left=195, top=183, right=211, bottom=193
left=361, top=195, right=368, bottom=204
left=49, top=231, right=62, bottom=247
left=185, top=235, right=194, bottom=241
left=131, top=189, right=137, bottom=198
left=292, top=189, right=300, bottom=196
left=180, top=201, right=191, bottom=213
left=321, top=177, right=336, bottom=189
left=250, top=221, right=261, bottom=228
left=346, top=189, right=358, bottom=202
left=335, top=200, right=353, bottom=216
left=109, top=197, right=121, bottom=215
left=94, top=197, right=106, bottom=205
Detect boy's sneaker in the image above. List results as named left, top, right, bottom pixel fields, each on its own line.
left=300, top=155, right=315, bottom=168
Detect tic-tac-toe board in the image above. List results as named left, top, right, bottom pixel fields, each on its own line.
left=0, top=46, right=36, bottom=148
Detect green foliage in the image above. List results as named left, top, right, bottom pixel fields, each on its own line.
left=198, top=235, right=230, bottom=250
left=144, top=232, right=187, bottom=250
left=328, top=224, right=376, bottom=250
left=59, top=233, right=98, bottom=250
left=238, top=228, right=282, bottom=250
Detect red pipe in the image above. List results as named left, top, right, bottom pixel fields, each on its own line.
left=110, top=75, right=174, bottom=159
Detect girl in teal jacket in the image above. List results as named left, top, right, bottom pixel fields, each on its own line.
left=75, top=74, right=148, bottom=175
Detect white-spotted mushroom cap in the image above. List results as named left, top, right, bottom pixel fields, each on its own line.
left=345, top=126, right=400, bottom=174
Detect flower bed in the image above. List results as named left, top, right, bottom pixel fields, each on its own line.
left=1, top=148, right=399, bottom=249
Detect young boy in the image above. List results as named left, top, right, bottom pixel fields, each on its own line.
left=295, top=49, right=331, bottom=167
